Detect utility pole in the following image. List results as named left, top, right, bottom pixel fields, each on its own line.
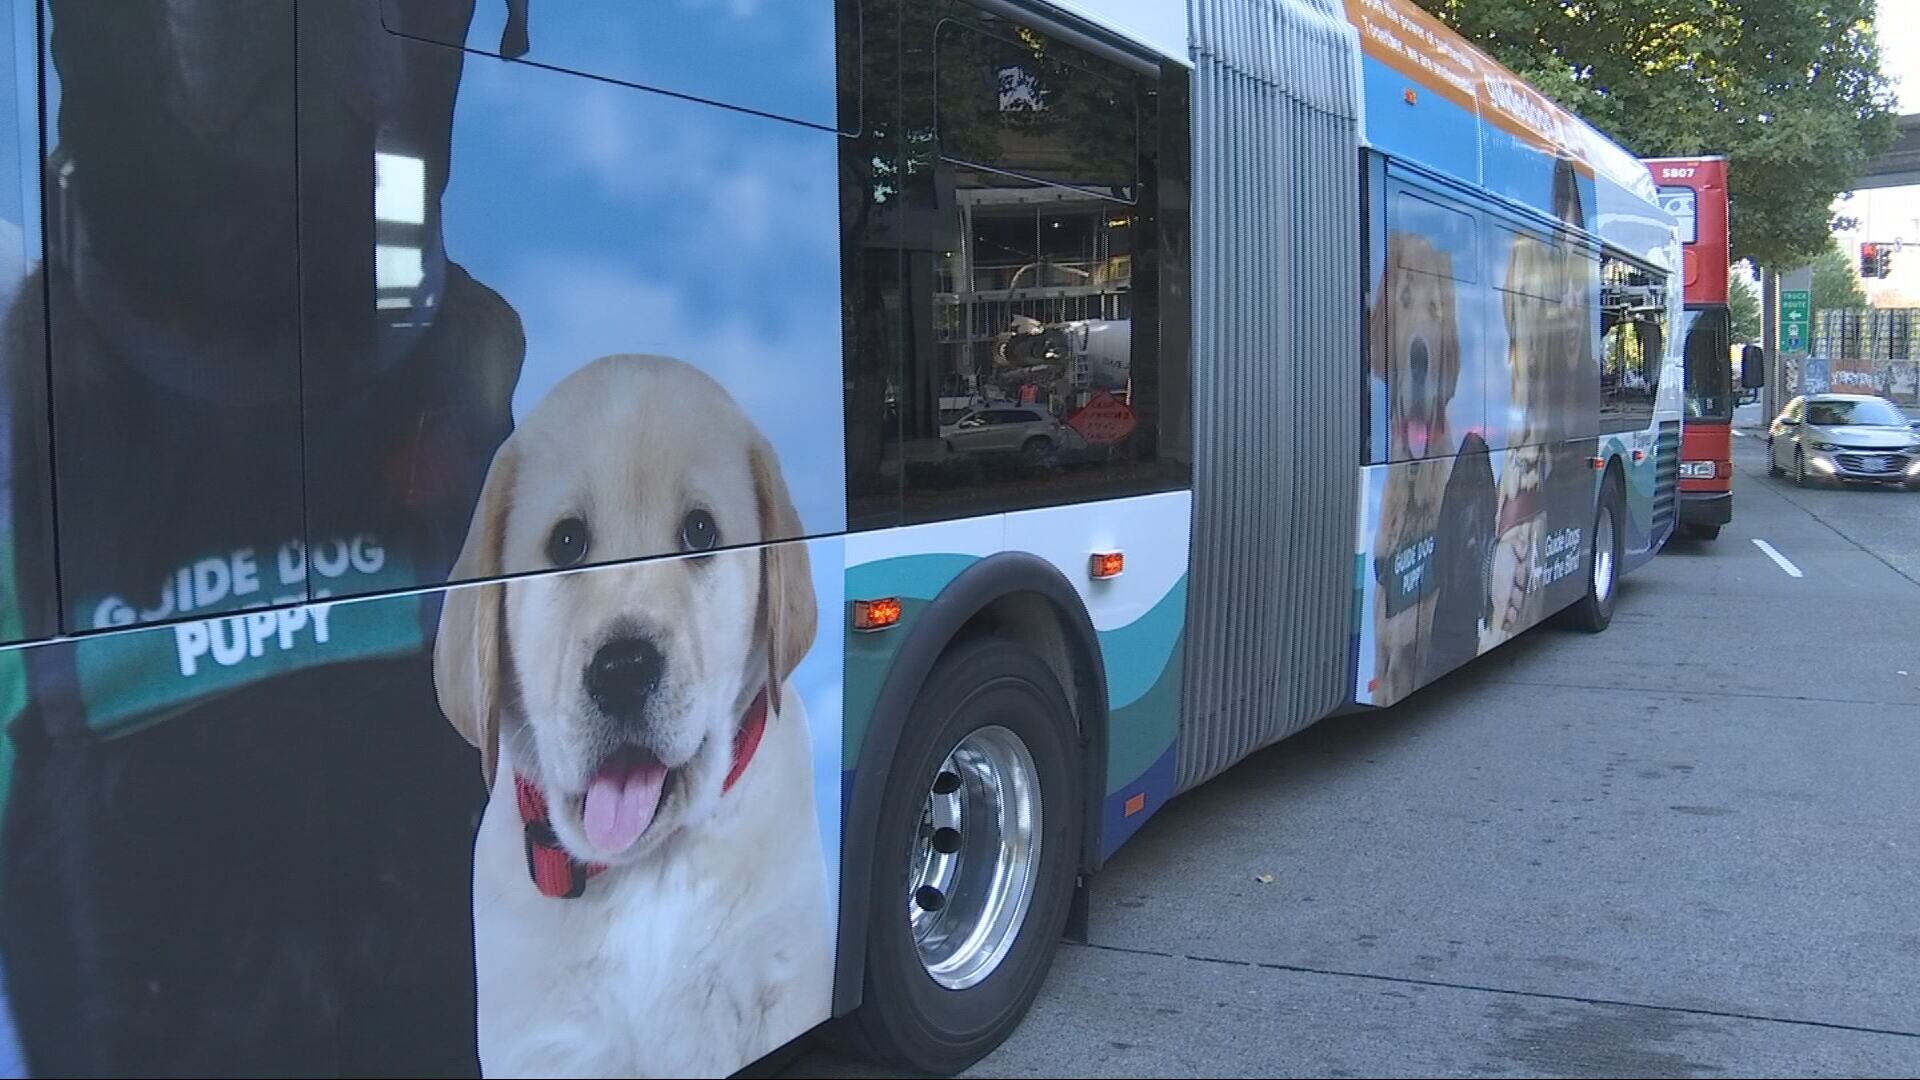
left=1762, top=269, right=1779, bottom=422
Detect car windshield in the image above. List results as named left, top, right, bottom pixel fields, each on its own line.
left=1804, top=399, right=1907, bottom=428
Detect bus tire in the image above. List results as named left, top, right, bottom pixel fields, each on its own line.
left=1567, top=474, right=1622, bottom=633
left=847, top=637, right=1082, bottom=1076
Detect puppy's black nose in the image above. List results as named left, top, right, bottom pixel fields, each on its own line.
left=587, top=636, right=664, bottom=723
left=1409, top=337, right=1430, bottom=389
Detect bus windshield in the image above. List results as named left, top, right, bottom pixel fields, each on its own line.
left=1682, top=307, right=1732, bottom=420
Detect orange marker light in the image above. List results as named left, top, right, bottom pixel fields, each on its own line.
left=1403, top=88, right=1418, bottom=105
left=1590, top=457, right=1607, bottom=470
left=1124, top=793, right=1147, bottom=817
left=1632, top=448, right=1647, bottom=463
left=1089, top=551, right=1125, bottom=580
left=851, top=597, right=902, bottom=632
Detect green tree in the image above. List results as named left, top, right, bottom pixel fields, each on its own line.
left=1809, top=235, right=1869, bottom=313
left=1416, top=0, right=1899, bottom=270
left=1729, top=267, right=1761, bottom=343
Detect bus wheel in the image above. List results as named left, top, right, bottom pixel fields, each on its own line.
left=849, top=638, right=1083, bottom=1075
left=1567, top=477, right=1622, bottom=633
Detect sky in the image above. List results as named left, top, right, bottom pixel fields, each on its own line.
left=1828, top=2, right=1920, bottom=303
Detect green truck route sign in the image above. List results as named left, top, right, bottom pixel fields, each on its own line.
left=1781, top=289, right=1810, bottom=353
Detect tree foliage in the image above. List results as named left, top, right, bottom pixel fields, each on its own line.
left=1809, top=235, right=1870, bottom=313
left=1415, top=0, right=1900, bottom=270
left=1729, top=266, right=1760, bottom=343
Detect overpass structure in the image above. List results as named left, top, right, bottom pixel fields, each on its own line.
left=1856, top=113, right=1920, bottom=190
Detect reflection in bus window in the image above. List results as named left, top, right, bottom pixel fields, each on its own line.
left=1681, top=307, right=1731, bottom=420
left=836, top=5, right=1187, bottom=526
left=1599, top=253, right=1666, bottom=433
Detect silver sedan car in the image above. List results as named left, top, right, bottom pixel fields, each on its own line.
left=1767, top=393, right=1920, bottom=488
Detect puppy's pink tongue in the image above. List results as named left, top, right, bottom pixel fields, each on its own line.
left=582, top=754, right=667, bottom=854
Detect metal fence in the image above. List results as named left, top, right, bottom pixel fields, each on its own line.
left=1809, top=308, right=1920, bottom=405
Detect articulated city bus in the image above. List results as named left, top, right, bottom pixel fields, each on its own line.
left=1643, top=155, right=1762, bottom=540
left=0, top=1, right=1679, bottom=1076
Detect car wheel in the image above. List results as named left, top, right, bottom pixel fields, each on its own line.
left=1020, top=436, right=1054, bottom=467
left=1767, top=439, right=1783, bottom=477
left=846, top=638, right=1082, bottom=1076
left=1793, top=447, right=1809, bottom=487
left=1566, top=475, right=1621, bottom=633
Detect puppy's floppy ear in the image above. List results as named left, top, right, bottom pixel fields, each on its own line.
left=1370, top=235, right=1398, bottom=382
left=751, top=434, right=816, bottom=715
left=434, top=441, right=517, bottom=788
left=1436, top=272, right=1462, bottom=403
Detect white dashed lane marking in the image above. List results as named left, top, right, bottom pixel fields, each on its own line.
left=1752, top=538, right=1804, bottom=579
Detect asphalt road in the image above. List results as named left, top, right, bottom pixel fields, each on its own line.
left=791, top=429, right=1920, bottom=1079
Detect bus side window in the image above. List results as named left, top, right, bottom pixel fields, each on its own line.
left=867, top=5, right=1189, bottom=525
left=0, top=0, right=53, bottom=644
left=1374, top=190, right=1481, bottom=463
left=378, top=0, right=845, bottom=133
left=1598, top=252, right=1665, bottom=433
left=1488, top=225, right=1599, bottom=451
left=40, top=4, right=308, bottom=633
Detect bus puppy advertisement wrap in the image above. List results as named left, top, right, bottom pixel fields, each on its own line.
left=0, top=2, right=844, bottom=1077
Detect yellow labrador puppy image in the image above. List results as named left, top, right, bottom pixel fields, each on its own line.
left=1370, top=233, right=1462, bottom=702
left=434, top=355, right=832, bottom=1078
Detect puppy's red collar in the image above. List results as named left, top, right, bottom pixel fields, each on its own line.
left=515, top=687, right=770, bottom=900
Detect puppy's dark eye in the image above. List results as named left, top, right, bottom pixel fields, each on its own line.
left=547, top=516, right=590, bottom=567
left=681, top=508, right=718, bottom=553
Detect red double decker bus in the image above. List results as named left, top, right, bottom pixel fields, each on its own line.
left=1643, top=155, right=1761, bottom=541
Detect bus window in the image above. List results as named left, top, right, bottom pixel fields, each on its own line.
left=0, top=0, right=52, bottom=644
left=1373, top=189, right=1481, bottom=462
left=378, top=0, right=844, bottom=133
left=934, top=18, right=1139, bottom=199
left=862, top=5, right=1186, bottom=525
left=42, top=3, right=308, bottom=632
left=1486, top=224, right=1595, bottom=451
left=1682, top=307, right=1732, bottom=420
left=1598, top=252, right=1665, bottom=433
left=305, top=1, right=846, bottom=595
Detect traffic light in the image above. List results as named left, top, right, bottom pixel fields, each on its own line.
left=1860, top=242, right=1894, bottom=279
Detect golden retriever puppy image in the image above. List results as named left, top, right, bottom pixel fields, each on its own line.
left=1374, top=234, right=1462, bottom=460
left=433, top=355, right=832, bottom=1078
left=1370, top=232, right=1464, bottom=702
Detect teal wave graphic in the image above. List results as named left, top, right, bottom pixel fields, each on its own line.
left=1097, top=575, right=1188, bottom=711
left=846, top=552, right=980, bottom=602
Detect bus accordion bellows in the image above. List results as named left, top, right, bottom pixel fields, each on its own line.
left=0, top=0, right=1681, bottom=1076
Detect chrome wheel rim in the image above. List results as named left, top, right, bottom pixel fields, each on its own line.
left=909, top=724, right=1042, bottom=991
left=1594, top=503, right=1616, bottom=602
